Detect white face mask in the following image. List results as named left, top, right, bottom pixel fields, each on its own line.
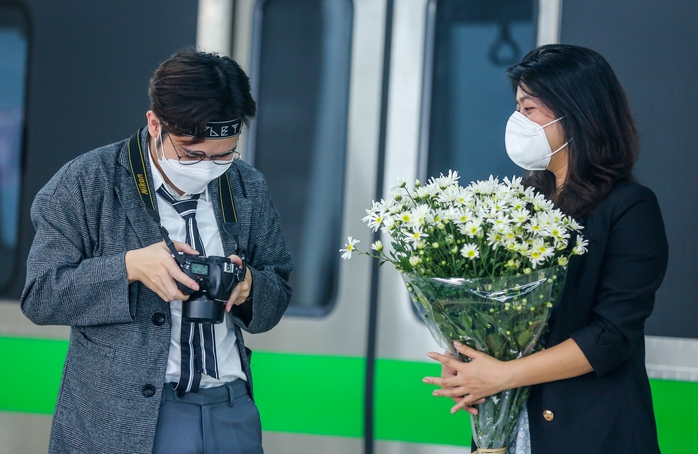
left=155, top=129, right=232, bottom=195
left=505, top=111, right=569, bottom=171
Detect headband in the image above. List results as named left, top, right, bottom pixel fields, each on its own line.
left=162, top=118, right=242, bottom=139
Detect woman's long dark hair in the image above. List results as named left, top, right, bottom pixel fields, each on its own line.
left=506, top=44, right=638, bottom=218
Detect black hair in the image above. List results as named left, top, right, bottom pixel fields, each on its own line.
left=506, top=44, right=638, bottom=218
left=148, top=49, right=256, bottom=143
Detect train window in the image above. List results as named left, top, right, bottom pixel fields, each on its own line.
left=421, top=0, right=537, bottom=183
left=0, top=7, right=28, bottom=292
left=249, top=0, right=352, bottom=315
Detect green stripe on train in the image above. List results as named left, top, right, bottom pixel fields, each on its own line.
left=0, top=337, right=68, bottom=414
left=1, top=337, right=696, bottom=450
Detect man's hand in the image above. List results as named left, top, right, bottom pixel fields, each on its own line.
left=225, top=255, right=253, bottom=312
left=125, top=241, right=200, bottom=302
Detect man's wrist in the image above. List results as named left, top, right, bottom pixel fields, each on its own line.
left=124, top=250, right=139, bottom=284
left=245, top=268, right=253, bottom=302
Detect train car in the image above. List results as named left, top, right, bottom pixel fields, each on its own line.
left=1, top=0, right=696, bottom=453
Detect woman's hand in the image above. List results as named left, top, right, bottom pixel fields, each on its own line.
left=425, top=339, right=593, bottom=414
left=423, top=341, right=511, bottom=414
left=435, top=350, right=486, bottom=415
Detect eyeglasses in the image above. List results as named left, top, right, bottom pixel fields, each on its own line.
left=168, top=134, right=240, bottom=165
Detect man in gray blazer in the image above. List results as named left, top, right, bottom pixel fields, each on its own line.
left=21, top=50, right=293, bottom=453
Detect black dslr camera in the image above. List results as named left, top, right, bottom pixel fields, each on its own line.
left=161, top=227, right=246, bottom=324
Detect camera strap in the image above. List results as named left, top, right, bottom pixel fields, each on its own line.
left=127, top=128, right=241, bottom=252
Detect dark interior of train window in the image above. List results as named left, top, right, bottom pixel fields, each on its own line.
left=0, top=6, right=28, bottom=292
left=249, top=0, right=353, bottom=315
left=423, top=0, right=536, bottom=184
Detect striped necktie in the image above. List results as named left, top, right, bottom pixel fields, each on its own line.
left=157, top=185, right=219, bottom=393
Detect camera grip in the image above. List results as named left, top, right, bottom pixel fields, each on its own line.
left=176, top=279, right=196, bottom=296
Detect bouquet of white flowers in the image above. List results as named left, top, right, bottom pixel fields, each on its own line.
left=341, top=172, right=587, bottom=453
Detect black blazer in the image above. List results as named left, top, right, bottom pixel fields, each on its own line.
left=526, top=179, right=669, bottom=453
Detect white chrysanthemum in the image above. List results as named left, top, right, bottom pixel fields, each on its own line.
left=487, top=230, right=504, bottom=249
left=415, top=186, right=430, bottom=199
left=438, top=206, right=461, bottom=223
left=380, top=216, right=395, bottom=234
left=491, top=213, right=512, bottom=231
left=515, top=242, right=529, bottom=254
left=408, top=256, right=422, bottom=267
left=565, top=216, right=583, bottom=231
left=490, top=195, right=511, bottom=213
left=436, top=184, right=457, bottom=204
left=434, top=169, right=460, bottom=189
left=346, top=172, right=587, bottom=275
left=459, top=219, right=482, bottom=238
left=387, top=186, right=409, bottom=204
left=339, top=236, right=360, bottom=260
left=467, top=175, right=499, bottom=194
left=550, top=209, right=564, bottom=225
left=394, top=175, right=407, bottom=188
left=411, top=204, right=432, bottom=225
left=536, top=211, right=558, bottom=228
left=527, top=239, right=555, bottom=268
left=527, top=250, right=545, bottom=268
left=509, top=198, right=530, bottom=214
left=453, top=209, right=472, bottom=224
left=425, top=180, right=443, bottom=197
left=505, top=241, right=519, bottom=252
left=572, top=236, right=589, bottom=255
left=453, top=186, right=471, bottom=206
left=362, top=200, right=387, bottom=232
left=503, top=176, right=524, bottom=191
left=501, top=227, right=517, bottom=242
left=510, top=208, right=531, bottom=224
left=534, top=239, right=555, bottom=258
left=460, top=243, right=479, bottom=260
left=532, top=193, right=554, bottom=212
left=549, top=224, right=570, bottom=244
left=525, top=218, right=545, bottom=236
left=404, top=228, right=428, bottom=244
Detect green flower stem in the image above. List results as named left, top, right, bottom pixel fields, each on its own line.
left=403, top=267, right=566, bottom=450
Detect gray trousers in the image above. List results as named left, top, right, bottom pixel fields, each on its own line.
left=153, top=381, right=263, bottom=454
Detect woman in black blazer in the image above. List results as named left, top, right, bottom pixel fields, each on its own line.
left=424, top=45, right=669, bottom=453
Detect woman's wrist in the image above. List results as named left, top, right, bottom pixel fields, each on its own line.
left=501, top=358, right=521, bottom=390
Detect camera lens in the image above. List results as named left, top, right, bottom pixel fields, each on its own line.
left=182, top=294, right=225, bottom=324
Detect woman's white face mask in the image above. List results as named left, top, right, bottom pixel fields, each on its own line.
left=154, top=127, right=232, bottom=195
left=505, top=111, right=569, bottom=171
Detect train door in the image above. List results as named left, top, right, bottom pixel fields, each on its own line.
left=231, top=0, right=559, bottom=452
left=232, top=1, right=388, bottom=452
left=373, top=1, right=557, bottom=452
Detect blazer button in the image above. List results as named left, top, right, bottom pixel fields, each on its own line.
left=151, top=312, right=166, bottom=326
left=543, top=410, right=554, bottom=421
left=142, top=384, right=156, bottom=398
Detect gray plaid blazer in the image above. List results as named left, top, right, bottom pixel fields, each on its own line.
left=21, top=128, right=293, bottom=453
